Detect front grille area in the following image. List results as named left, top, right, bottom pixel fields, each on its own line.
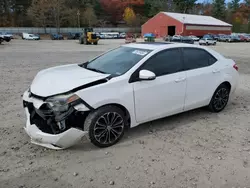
left=23, top=100, right=88, bottom=134
left=24, top=101, right=55, bottom=134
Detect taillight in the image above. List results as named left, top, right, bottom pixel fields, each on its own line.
left=233, top=64, right=238, bottom=71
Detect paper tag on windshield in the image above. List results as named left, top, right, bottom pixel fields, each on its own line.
left=132, top=50, right=148, bottom=56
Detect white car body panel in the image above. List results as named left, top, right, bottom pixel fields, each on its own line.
left=30, top=64, right=109, bottom=97
left=22, top=43, right=239, bottom=149
left=133, top=71, right=187, bottom=123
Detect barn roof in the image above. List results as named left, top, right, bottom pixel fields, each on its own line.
left=162, top=12, right=232, bottom=27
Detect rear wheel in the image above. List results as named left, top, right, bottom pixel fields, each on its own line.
left=84, top=106, right=126, bottom=148
left=93, top=42, right=98, bottom=45
left=208, top=84, right=230, bottom=112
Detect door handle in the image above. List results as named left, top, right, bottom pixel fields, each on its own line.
left=212, top=69, right=220, bottom=73
left=175, top=77, right=186, bottom=82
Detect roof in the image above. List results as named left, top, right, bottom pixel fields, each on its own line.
left=162, top=12, right=232, bottom=27
left=123, top=42, right=199, bottom=50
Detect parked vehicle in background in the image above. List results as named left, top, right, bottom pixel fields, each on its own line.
left=211, top=34, right=219, bottom=41
left=0, top=35, right=3, bottom=44
left=34, top=34, right=40, bottom=40
left=217, top=34, right=227, bottom=42
left=22, top=42, right=239, bottom=149
left=119, top=32, right=126, bottom=39
left=51, top=33, right=64, bottom=40
left=22, top=33, right=40, bottom=40
left=189, top=35, right=199, bottom=41
left=170, top=36, right=194, bottom=44
left=79, top=28, right=99, bottom=45
left=0, top=34, right=11, bottom=44
left=244, top=34, right=250, bottom=41
left=172, top=35, right=182, bottom=40
left=0, top=33, right=12, bottom=43
left=0, top=32, right=14, bottom=39
left=164, top=35, right=172, bottom=41
left=232, top=35, right=241, bottom=42
left=125, top=33, right=136, bottom=43
left=199, top=36, right=216, bottom=45
left=239, top=35, right=248, bottom=42
left=67, top=32, right=80, bottom=40
left=225, top=35, right=241, bottom=42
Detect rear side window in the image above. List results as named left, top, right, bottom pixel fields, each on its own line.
left=183, top=48, right=217, bottom=70
left=142, top=48, right=183, bottom=77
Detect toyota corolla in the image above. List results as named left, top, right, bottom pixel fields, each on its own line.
left=22, top=42, right=239, bottom=149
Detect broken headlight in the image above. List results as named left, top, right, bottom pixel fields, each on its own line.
left=45, top=94, right=80, bottom=112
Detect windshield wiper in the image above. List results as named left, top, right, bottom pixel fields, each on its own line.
left=85, top=67, right=106, bottom=74
left=78, top=61, right=89, bottom=68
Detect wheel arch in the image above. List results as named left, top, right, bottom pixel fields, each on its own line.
left=96, top=103, right=131, bottom=127
left=219, top=81, right=231, bottom=92
left=209, top=81, right=232, bottom=104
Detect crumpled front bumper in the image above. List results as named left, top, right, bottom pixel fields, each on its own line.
left=23, top=90, right=87, bottom=150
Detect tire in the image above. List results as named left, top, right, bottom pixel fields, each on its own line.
left=84, top=38, right=88, bottom=45
left=84, top=105, right=126, bottom=148
left=79, top=37, right=83, bottom=44
left=93, top=42, right=98, bottom=45
left=208, top=84, right=230, bottom=112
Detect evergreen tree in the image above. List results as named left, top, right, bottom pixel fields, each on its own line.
left=173, top=0, right=197, bottom=13
left=228, top=0, right=240, bottom=12
left=212, top=0, right=226, bottom=20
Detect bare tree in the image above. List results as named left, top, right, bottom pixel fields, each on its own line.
left=28, top=0, right=71, bottom=33
left=27, top=0, right=50, bottom=33
left=49, top=0, right=71, bottom=33
left=81, top=5, right=98, bottom=27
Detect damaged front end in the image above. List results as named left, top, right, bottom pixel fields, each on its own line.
left=22, top=90, right=90, bottom=149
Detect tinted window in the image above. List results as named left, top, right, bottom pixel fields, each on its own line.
left=142, top=48, right=183, bottom=77
left=183, top=48, right=217, bottom=70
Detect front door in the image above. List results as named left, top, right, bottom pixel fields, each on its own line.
left=131, top=48, right=187, bottom=123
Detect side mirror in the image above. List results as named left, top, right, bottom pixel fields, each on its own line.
left=139, top=70, right=156, bottom=81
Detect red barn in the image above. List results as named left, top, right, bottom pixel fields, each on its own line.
left=142, top=12, right=232, bottom=38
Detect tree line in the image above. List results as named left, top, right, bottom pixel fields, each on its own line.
left=0, top=0, right=249, bottom=33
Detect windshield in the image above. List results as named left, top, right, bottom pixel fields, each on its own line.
left=82, top=46, right=152, bottom=76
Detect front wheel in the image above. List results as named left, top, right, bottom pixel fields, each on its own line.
left=208, top=84, right=230, bottom=112
left=84, top=106, right=126, bottom=148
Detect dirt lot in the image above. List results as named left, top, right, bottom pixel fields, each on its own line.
left=0, top=39, right=250, bottom=188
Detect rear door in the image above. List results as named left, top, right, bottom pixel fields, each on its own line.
left=182, top=47, right=220, bottom=111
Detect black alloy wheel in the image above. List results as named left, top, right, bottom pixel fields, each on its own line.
left=84, top=106, right=126, bottom=147
left=208, top=84, right=230, bottom=112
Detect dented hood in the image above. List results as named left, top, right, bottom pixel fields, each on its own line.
left=30, top=64, right=109, bottom=97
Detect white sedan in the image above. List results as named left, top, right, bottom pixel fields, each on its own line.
left=22, top=42, right=239, bottom=149
left=189, top=35, right=199, bottom=41
left=199, top=38, right=217, bottom=45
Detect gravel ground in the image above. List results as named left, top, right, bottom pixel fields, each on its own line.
left=0, top=39, right=250, bottom=188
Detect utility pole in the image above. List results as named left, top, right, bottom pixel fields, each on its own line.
left=77, top=9, right=80, bottom=29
